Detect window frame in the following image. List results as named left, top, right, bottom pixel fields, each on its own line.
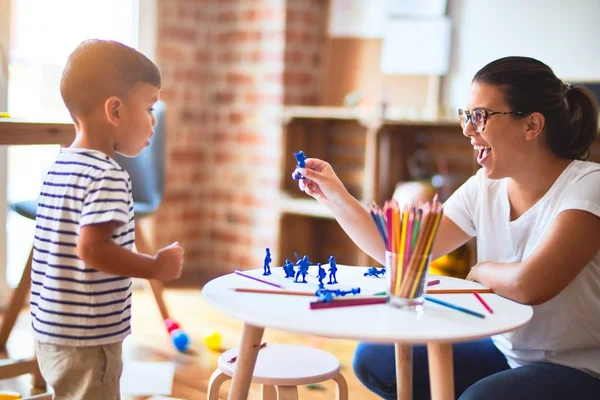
left=0, top=0, right=156, bottom=309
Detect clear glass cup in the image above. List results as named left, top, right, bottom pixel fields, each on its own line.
left=386, top=251, right=432, bottom=309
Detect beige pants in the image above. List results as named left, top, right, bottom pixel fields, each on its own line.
left=35, top=340, right=123, bottom=400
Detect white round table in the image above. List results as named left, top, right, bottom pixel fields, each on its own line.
left=203, top=265, right=533, bottom=400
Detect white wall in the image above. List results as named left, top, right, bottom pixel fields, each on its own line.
left=442, top=0, right=600, bottom=108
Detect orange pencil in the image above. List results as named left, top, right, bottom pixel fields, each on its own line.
left=233, top=288, right=314, bottom=296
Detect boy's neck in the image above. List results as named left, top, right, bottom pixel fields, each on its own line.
left=70, top=116, right=117, bottom=158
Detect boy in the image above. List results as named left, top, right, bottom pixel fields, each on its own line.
left=31, top=39, right=184, bottom=399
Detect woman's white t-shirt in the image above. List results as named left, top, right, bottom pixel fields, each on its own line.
left=444, top=160, right=600, bottom=378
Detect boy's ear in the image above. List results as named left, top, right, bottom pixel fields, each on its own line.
left=104, top=96, right=123, bottom=127
left=524, top=111, right=545, bottom=141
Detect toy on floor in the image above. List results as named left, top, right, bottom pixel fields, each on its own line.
left=171, top=329, right=190, bottom=352
left=317, top=262, right=327, bottom=287
left=364, top=266, right=386, bottom=277
left=262, top=248, right=272, bottom=276
left=165, top=319, right=190, bottom=352
left=294, top=254, right=312, bottom=283
left=283, top=259, right=295, bottom=278
left=327, top=255, right=338, bottom=284
left=315, top=287, right=361, bottom=303
left=292, top=150, right=307, bottom=180
left=204, top=331, right=222, bottom=351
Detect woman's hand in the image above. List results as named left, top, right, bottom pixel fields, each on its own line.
left=465, top=265, right=479, bottom=282
left=294, top=158, right=349, bottom=206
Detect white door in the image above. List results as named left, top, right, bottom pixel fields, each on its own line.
left=0, top=0, right=156, bottom=310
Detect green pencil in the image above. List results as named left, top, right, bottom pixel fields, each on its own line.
left=411, top=209, right=422, bottom=250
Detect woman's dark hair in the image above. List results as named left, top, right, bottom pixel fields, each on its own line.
left=473, top=56, right=598, bottom=160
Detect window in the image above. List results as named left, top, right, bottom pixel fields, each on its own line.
left=1, top=0, right=156, bottom=295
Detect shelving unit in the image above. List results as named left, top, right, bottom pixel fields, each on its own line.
left=276, top=106, right=476, bottom=274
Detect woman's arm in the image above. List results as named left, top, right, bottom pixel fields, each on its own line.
left=324, top=191, right=387, bottom=264
left=469, top=209, right=600, bottom=305
left=431, top=216, right=472, bottom=260
left=296, top=159, right=473, bottom=265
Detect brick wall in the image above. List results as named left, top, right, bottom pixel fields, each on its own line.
left=154, top=0, right=327, bottom=283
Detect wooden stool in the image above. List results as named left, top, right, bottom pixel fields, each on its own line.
left=207, top=344, right=348, bottom=400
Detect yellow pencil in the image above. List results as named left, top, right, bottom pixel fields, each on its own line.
left=409, top=203, right=443, bottom=298
left=394, top=207, right=409, bottom=294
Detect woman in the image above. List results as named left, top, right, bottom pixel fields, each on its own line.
left=294, top=56, right=600, bottom=399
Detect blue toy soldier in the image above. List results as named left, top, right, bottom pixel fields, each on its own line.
left=364, top=266, right=386, bottom=277
left=263, top=248, right=272, bottom=276
left=293, top=150, right=307, bottom=180
left=315, top=287, right=360, bottom=302
left=327, top=255, right=338, bottom=284
left=283, top=259, right=295, bottom=278
left=317, top=262, right=327, bottom=287
left=294, top=255, right=311, bottom=283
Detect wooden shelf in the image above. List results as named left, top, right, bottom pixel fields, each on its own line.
left=283, top=106, right=374, bottom=121
left=282, top=105, right=458, bottom=128
left=279, top=195, right=334, bottom=219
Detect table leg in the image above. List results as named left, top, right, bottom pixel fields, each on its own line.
left=427, top=342, right=454, bottom=400
left=228, top=323, right=265, bottom=400
left=0, top=247, right=33, bottom=348
left=395, top=342, right=412, bottom=400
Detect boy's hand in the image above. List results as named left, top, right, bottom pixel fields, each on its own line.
left=293, top=158, right=349, bottom=205
left=154, top=242, right=185, bottom=281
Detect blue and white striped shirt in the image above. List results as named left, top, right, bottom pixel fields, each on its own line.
left=31, top=148, right=135, bottom=346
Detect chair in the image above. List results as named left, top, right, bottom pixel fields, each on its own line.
left=208, top=344, right=348, bottom=400
left=0, top=100, right=180, bottom=389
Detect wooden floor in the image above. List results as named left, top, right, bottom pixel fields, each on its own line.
left=0, top=286, right=381, bottom=399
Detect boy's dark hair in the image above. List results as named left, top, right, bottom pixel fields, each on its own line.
left=60, top=39, right=161, bottom=120
left=473, top=56, right=598, bottom=160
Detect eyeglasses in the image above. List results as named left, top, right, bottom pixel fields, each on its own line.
left=458, top=108, right=523, bottom=133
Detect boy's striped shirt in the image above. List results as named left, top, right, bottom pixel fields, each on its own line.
left=31, top=148, right=135, bottom=346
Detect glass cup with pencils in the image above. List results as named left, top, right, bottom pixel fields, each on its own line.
left=386, top=251, right=432, bottom=308
left=370, top=196, right=443, bottom=309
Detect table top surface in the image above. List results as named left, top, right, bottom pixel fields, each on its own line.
left=203, top=265, right=533, bottom=344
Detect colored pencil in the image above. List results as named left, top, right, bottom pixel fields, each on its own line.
left=398, top=204, right=432, bottom=297
left=411, top=209, right=422, bottom=251
left=372, top=279, right=442, bottom=296
left=370, top=208, right=388, bottom=249
left=234, top=288, right=383, bottom=303
left=227, top=342, right=267, bottom=363
left=233, top=287, right=313, bottom=296
left=385, top=202, right=393, bottom=252
left=233, top=270, right=285, bottom=289
left=473, top=291, right=494, bottom=313
left=427, top=288, right=493, bottom=294
left=373, top=288, right=493, bottom=295
left=409, top=203, right=443, bottom=298
left=310, top=297, right=386, bottom=309
left=424, top=296, right=485, bottom=319
left=404, top=207, right=414, bottom=269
